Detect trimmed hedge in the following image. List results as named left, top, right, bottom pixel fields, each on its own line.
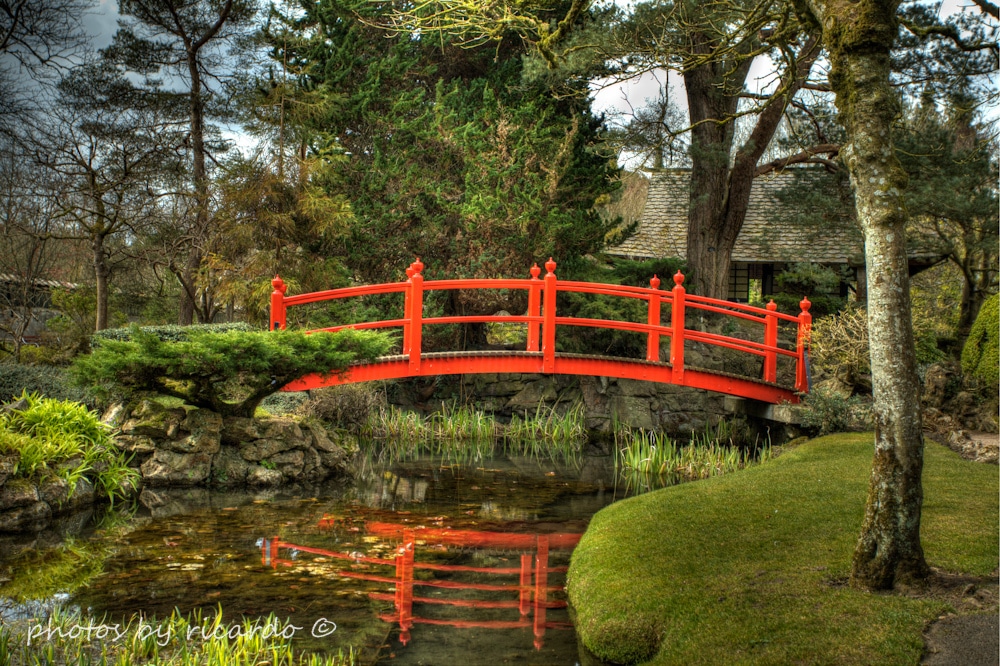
left=961, top=293, right=999, bottom=389
left=91, top=322, right=256, bottom=344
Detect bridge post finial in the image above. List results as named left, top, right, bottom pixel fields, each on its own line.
left=796, top=297, right=813, bottom=393
left=542, top=259, right=557, bottom=372
left=412, top=257, right=424, bottom=277
left=527, top=264, right=542, bottom=352
left=646, top=275, right=662, bottom=361
left=763, top=300, right=779, bottom=383
left=270, top=275, right=287, bottom=331
left=673, top=270, right=684, bottom=287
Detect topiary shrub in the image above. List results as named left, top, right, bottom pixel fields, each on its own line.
left=73, top=327, right=391, bottom=418
left=961, top=293, right=999, bottom=389
left=91, top=321, right=256, bottom=344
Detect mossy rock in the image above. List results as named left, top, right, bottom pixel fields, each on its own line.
left=961, top=294, right=999, bottom=389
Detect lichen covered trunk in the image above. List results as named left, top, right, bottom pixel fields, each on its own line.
left=819, top=0, right=929, bottom=589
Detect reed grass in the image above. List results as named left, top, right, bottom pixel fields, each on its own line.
left=0, top=606, right=355, bottom=666
left=614, top=419, right=771, bottom=493
left=358, top=401, right=586, bottom=464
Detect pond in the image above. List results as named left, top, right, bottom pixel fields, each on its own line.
left=0, top=449, right=623, bottom=665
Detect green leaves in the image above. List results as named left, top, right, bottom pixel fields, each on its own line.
left=74, top=327, right=392, bottom=417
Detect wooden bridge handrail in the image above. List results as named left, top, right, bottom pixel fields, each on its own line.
left=268, top=257, right=812, bottom=399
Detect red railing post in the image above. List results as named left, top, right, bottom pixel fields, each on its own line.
left=403, top=264, right=415, bottom=356
left=646, top=275, right=661, bottom=362
left=795, top=297, right=812, bottom=392
left=670, top=271, right=685, bottom=382
left=519, top=553, right=532, bottom=616
left=764, top=300, right=778, bottom=383
left=542, top=258, right=557, bottom=373
left=408, top=259, right=424, bottom=372
left=533, top=534, right=549, bottom=650
left=270, top=276, right=287, bottom=331
left=527, top=263, right=542, bottom=352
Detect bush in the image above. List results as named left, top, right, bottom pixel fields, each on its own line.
left=811, top=305, right=871, bottom=391
left=91, top=321, right=256, bottom=344
left=0, top=364, right=96, bottom=406
left=962, top=293, right=999, bottom=389
left=74, top=327, right=392, bottom=417
left=0, top=393, right=138, bottom=504
left=297, top=384, right=386, bottom=431
left=799, top=386, right=874, bottom=435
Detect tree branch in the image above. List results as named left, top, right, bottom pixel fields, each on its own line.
left=754, top=143, right=840, bottom=176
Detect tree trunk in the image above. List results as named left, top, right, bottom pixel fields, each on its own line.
left=802, top=0, right=930, bottom=590
left=93, top=233, right=110, bottom=331
left=682, top=36, right=819, bottom=299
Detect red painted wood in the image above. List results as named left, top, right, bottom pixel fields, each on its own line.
left=268, top=257, right=812, bottom=403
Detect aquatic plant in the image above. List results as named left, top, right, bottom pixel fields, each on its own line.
left=614, top=420, right=771, bottom=493
left=0, top=606, right=356, bottom=666
left=358, top=400, right=586, bottom=464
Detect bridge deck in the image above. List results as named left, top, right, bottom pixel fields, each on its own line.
left=282, top=350, right=800, bottom=404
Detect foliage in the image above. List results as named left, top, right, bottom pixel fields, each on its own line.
left=92, top=322, right=256, bottom=344
left=74, top=327, right=391, bottom=417
left=254, top=0, right=619, bottom=346
left=297, top=384, right=386, bottom=432
left=0, top=363, right=95, bottom=406
left=568, top=434, right=998, bottom=664
left=799, top=386, right=874, bottom=436
left=808, top=304, right=871, bottom=390
left=0, top=606, right=356, bottom=666
left=0, top=537, right=112, bottom=602
left=961, top=293, right=999, bottom=389
left=0, top=392, right=138, bottom=503
left=767, top=263, right=848, bottom=318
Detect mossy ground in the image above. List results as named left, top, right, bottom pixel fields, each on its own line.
left=567, top=434, right=999, bottom=665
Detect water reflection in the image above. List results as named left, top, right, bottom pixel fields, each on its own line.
left=262, top=518, right=580, bottom=651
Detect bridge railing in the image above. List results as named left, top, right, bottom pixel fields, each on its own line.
left=270, top=257, right=812, bottom=392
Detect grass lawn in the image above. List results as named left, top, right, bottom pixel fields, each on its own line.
left=567, top=434, right=999, bottom=665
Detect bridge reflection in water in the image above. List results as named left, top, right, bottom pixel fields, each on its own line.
left=261, top=519, right=581, bottom=650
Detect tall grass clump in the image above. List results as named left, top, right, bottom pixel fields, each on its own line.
left=615, top=419, right=770, bottom=493
left=0, top=606, right=356, bottom=666
left=0, top=392, right=138, bottom=504
left=359, top=401, right=587, bottom=464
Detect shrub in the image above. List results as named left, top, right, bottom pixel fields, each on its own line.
left=811, top=305, right=871, bottom=390
left=799, top=386, right=873, bottom=435
left=297, top=383, right=386, bottom=431
left=0, top=393, right=138, bottom=504
left=91, top=321, right=256, bottom=344
left=961, top=293, right=999, bottom=389
left=74, top=327, right=391, bottom=417
left=0, top=364, right=96, bottom=406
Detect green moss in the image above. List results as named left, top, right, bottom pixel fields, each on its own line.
left=567, top=434, right=998, bottom=665
left=961, top=293, right=999, bottom=389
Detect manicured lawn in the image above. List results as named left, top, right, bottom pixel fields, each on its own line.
left=567, top=434, right=999, bottom=665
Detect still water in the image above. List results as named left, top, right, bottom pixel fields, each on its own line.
left=1, top=451, right=621, bottom=665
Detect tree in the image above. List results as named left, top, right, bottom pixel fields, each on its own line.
left=792, top=0, right=930, bottom=590
left=102, top=0, right=260, bottom=325
left=257, top=0, right=618, bottom=346
left=21, top=62, right=181, bottom=331
left=0, top=0, right=94, bottom=127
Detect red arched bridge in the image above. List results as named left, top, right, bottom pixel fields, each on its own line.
left=271, top=258, right=812, bottom=404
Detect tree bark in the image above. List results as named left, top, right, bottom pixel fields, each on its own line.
left=799, top=0, right=930, bottom=590
left=93, top=232, right=110, bottom=331
left=683, top=35, right=820, bottom=299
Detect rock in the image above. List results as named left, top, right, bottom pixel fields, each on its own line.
left=0, top=480, right=39, bottom=510
left=101, top=403, right=128, bottom=427
left=507, top=378, right=558, bottom=409
left=0, top=501, right=51, bottom=532
left=262, top=419, right=304, bottom=441
left=0, top=454, right=17, bottom=487
left=247, top=465, right=283, bottom=486
left=122, top=400, right=184, bottom=439
left=163, top=428, right=221, bottom=456
left=115, top=435, right=157, bottom=456
left=610, top=395, right=655, bottom=431
left=268, top=450, right=305, bottom=478
left=140, top=450, right=212, bottom=486
left=617, top=378, right=657, bottom=397
left=240, top=438, right=297, bottom=462
left=37, top=476, right=70, bottom=510
left=2, top=397, right=29, bottom=413
left=222, top=416, right=264, bottom=444
left=300, top=447, right=323, bottom=479
left=213, top=447, right=251, bottom=485
left=923, top=363, right=953, bottom=409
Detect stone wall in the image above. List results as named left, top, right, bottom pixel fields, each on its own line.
left=388, top=373, right=730, bottom=435
left=114, top=399, right=352, bottom=488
